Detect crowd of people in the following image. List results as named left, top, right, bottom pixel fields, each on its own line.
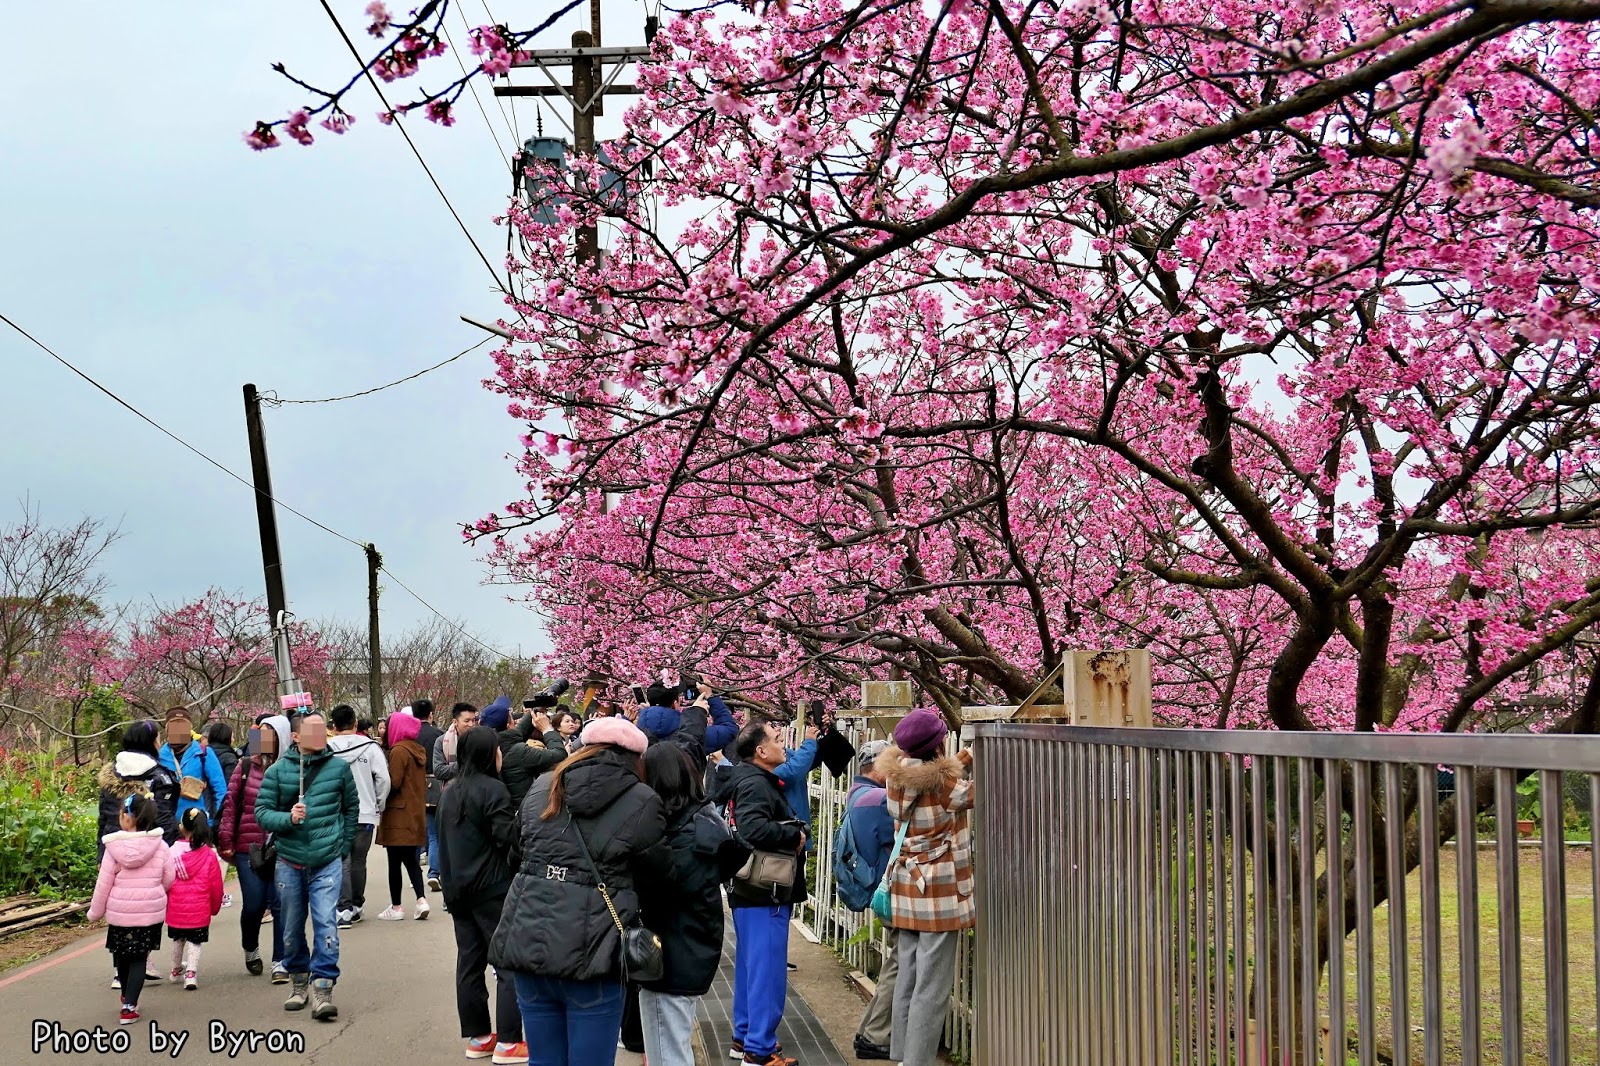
left=87, top=681, right=977, bottom=1066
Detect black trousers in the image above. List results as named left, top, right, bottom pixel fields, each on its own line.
left=112, top=952, right=148, bottom=1006
left=387, top=845, right=426, bottom=906
left=452, top=894, right=522, bottom=1041
left=620, top=979, right=644, bottom=1052
left=340, top=824, right=374, bottom=911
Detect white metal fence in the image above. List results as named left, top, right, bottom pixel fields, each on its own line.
left=790, top=717, right=976, bottom=1063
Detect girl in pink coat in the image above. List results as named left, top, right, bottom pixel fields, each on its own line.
left=88, top=794, right=176, bottom=1024
left=165, top=808, right=224, bottom=990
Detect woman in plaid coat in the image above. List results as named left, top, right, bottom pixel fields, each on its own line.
left=877, top=708, right=976, bottom=1066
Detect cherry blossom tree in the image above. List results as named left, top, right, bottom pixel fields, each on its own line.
left=253, top=1, right=1600, bottom=734
left=123, top=589, right=333, bottom=727
left=257, top=3, right=1600, bottom=1050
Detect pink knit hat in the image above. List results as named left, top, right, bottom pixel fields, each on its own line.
left=580, top=716, right=648, bottom=754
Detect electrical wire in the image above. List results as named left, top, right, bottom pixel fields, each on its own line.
left=262, top=335, right=494, bottom=405
left=317, top=0, right=507, bottom=291
left=4, top=310, right=521, bottom=661
left=378, top=565, right=519, bottom=661
left=0, top=309, right=365, bottom=549
left=441, top=19, right=512, bottom=170
left=456, top=0, right=522, bottom=153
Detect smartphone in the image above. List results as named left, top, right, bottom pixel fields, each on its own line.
left=809, top=699, right=826, bottom=730
left=522, top=699, right=537, bottom=710
left=246, top=727, right=262, bottom=757
left=631, top=684, right=648, bottom=705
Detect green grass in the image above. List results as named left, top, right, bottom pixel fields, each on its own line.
left=1344, top=847, right=1597, bottom=1065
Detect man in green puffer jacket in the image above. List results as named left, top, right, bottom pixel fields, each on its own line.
left=255, top=711, right=359, bottom=1022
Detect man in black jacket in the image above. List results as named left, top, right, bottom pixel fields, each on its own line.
left=493, top=708, right=566, bottom=808
left=725, top=721, right=807, bottom=1066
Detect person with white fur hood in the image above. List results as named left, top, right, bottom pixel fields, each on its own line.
left=96, top=720, right=181, bottom=853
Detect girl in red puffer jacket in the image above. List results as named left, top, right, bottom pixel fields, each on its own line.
left=165, top=808, right=224, bottom=990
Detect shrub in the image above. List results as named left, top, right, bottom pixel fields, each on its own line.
left=0, top=748, right=101, bottom=899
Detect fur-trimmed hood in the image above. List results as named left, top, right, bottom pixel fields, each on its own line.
left=876, top=744, right=962, bottom=795
left=97, top=752, right=160, bottom=799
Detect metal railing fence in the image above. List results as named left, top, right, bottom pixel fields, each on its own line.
left=971, top=723, right=1600, bottom=1066
left=792, top=718, right=975, bottom=1062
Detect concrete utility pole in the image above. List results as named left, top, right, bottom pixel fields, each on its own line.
left=365, top=543, right=383, bottom=718
left=242, top=383, right=304, bottom=700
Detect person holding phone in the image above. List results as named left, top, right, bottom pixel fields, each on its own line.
left=636, top=679, right=738, bottom=762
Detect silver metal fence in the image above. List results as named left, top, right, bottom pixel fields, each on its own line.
left=971, top=723, right=1600, bottom=1066
left=792, top=717, right=976, bottom=1062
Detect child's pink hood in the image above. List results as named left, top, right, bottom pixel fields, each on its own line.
left=101, top=829, right=166, bottom=869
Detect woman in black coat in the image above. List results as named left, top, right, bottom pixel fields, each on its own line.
left=637, top=745, right=750, bottom=1066
left=489, top=717, right=665, bottom=1066
left=438, top=727, right=524, bottom=1061
left=96, top=720, right=180, bottom=851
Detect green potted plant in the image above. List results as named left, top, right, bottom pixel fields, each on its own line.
left=1515, top=775, right=1540, bottom=837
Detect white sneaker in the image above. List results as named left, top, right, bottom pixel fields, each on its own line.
left=220, top=892, right=233, bottom=909
left=376, top=905, right=405, bottom=921
left=427, top=874, right=442, bottom=892
left=110, top=976, right=121, bottom=990
left=414, top=898, right=431, bottom=920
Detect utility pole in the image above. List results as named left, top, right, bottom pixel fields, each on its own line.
left=572, top=28, right=598, bottom=267
left=365, top=543, right=383, bottom=719
left=242, top=384, right=304, bottom=699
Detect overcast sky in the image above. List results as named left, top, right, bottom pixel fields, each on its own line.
left=2, top=2, right=650, bottom=658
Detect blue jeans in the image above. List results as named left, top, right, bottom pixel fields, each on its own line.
left=426, top=809, right=443, bottom=879
left=276, top=857, right=342, bottom=981
left=513, top=973, right=625, bottom=1066
left=732, top=904, right=791, bottom=1057
left=235, top=858, right=283, bottom=962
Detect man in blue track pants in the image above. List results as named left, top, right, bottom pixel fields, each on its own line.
left=725, top=720, right=808, bottom=1066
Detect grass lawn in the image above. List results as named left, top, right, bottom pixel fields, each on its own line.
left=1321, top=847, right=1597, bottom=1065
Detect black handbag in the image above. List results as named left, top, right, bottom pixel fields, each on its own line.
left=568, top=814, right=664, bottom=983
left=247, top=838, right=276, bottom=878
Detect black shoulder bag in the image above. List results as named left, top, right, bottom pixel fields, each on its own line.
left=567, top=813, right=664, bottom=983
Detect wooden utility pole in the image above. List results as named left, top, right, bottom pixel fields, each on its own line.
left=365, top=543, right=383, bottom=718
left=242, top=383, right=303, bottom=698
left=572, top=28, right=598, bottom=267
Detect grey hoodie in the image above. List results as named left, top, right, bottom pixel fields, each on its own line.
left=327, top=732, right=391, bottom=825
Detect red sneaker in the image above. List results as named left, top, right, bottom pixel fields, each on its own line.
left=465, top=1034, right=496, bottom=1059
left=119, top=1004, right=140, bottom=1025
left=491, top=1042, right=528, bottom=1065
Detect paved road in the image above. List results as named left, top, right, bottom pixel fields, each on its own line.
left=0, top=846, right=649, bottom=1066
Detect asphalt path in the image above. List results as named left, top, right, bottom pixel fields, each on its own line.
left=0, top=845, right=650, bottom=1066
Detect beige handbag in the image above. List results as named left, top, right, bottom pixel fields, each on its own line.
left=733, top=849, right=799, bottom=895
left=179, top=741, right=212, bottom=800
left=728, top=797, right=799, bottom=898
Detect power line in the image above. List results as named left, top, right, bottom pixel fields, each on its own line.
left=0, top=309, right=365, bottom=549
left=317, top=0, right=506, bottom=291
left=261, top=335, right=494, bottom=405
left=3, top=310, right=521, bottom=661
left=379, top=564, right=519, bottom=662
left=441, top=18, right=512, bottom=170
